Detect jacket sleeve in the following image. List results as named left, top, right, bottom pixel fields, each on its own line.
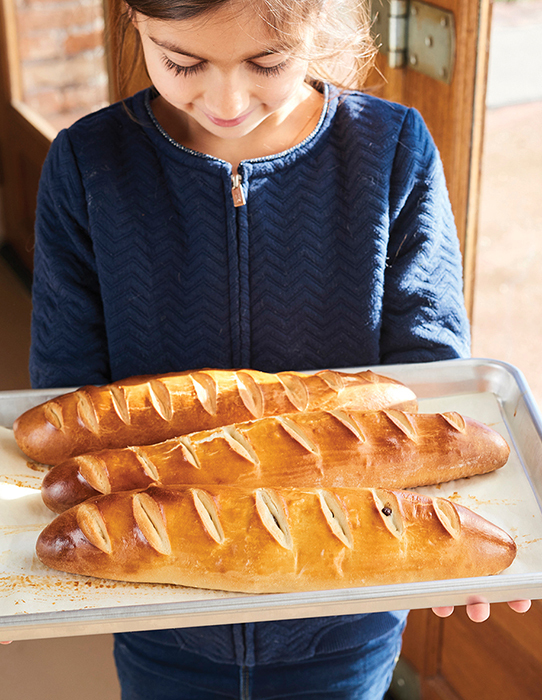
left=380, top=107, right=471, bottom=364
left=30, top=129, right=111, bottom=390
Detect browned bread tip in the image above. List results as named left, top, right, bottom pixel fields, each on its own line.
left=35, top=484, right=517, bottom=593
left=41, top=409, right=510, bottom=513
left=14, top=368, right=418, bottom=465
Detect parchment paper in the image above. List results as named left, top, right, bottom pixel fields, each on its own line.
left=1, top=391, right=541, bottom=623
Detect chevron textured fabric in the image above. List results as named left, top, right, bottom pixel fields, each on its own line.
left=30, top=85, right=469, bottom=390
left=29, top=85, right=470, bottom=665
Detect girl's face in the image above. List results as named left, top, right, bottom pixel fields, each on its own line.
left=133, top=4, right=313, bottom=145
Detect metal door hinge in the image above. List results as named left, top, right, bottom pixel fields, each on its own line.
left=371, top=0, right=455, bottom=84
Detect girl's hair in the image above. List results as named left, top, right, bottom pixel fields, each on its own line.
left=115, top=0, right=377, bottom=97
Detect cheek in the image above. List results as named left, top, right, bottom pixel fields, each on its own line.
left=260, top=70, right=308, bottom=105
left=151, top=70, right=191, bottom=106
left=141, top=52, right=185, bottom=102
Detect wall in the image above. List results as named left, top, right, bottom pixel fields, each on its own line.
left=15, top=0, right=108, bottom=130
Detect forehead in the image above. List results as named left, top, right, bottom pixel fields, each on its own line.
left=139, top=2, right=305, bottom=58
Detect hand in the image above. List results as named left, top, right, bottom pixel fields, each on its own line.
left=432, top=598, right=531, bottom=622
left=0, top=641, right=12, bottom=645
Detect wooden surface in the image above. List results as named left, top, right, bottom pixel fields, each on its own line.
left=440, top=602, right=542, bottom=700
left=0, top=0, right=53, bottom=270
left=366, top=0, right=492, bottom=318
left=402, top=602, right=542, bottom=700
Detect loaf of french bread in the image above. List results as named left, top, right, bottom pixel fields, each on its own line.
left=35, top=484, right=517, bottom=592
left=14, top=368, right=418, bottom=465
left=41, top=409, right=510, bottom=513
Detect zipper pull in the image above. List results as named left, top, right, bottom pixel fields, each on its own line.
left=231, top=174, right=246, bottom=207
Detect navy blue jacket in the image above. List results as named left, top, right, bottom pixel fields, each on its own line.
left=30, top=85, right=470, bottom=665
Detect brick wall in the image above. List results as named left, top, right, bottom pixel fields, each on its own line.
left=15, top=0, right=109, bottom=131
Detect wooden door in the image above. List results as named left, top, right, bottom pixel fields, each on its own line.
left=367, top=0, right=491, bottom=318
left=398, top=603, right=542, bottom=700
left=367, top=3, right=542, bottom=698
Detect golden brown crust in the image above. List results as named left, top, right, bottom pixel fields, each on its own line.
left=35, top=485, right=517, bottom=593
left=41, top=409, right=510, bottom=513
left=14, top=369, right=418, bottom=465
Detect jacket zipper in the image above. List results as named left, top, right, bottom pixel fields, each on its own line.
left=231, top=174, right=246, bottom=207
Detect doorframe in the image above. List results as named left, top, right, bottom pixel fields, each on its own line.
left=463, top=0, right=492, bottom=320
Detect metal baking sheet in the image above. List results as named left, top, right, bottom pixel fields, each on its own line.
left=0, top=357, right=541, bottom=641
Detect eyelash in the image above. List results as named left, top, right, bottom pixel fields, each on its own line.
left=161, top=55, right=205, bottom=77
left=160, top=54, right=289, bottom=78
left=250, top=60, right=289, bottom=77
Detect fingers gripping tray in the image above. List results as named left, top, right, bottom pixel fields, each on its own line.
left=0, top=358, right=541, bottom=641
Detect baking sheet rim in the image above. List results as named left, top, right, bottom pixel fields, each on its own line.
left=2, top=571, right=541, bottom=641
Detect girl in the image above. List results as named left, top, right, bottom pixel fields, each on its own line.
left=29, top=0, right=530, bottom=697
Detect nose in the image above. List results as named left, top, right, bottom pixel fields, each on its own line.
left=203, top=69, right=250, bottom=120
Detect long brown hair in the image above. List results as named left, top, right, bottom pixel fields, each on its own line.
left=115, top=0, right=377, bottom=99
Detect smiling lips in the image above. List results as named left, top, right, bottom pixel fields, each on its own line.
left=204, top=109, right=255, bottom=128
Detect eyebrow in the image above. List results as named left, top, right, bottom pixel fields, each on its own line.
left=149, top=36, right=280, bottom=61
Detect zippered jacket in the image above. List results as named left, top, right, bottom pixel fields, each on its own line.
left=30, top=85, right=471, bottom=664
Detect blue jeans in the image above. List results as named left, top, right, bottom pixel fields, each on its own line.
left=113, top=625, right=403, bottom=699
